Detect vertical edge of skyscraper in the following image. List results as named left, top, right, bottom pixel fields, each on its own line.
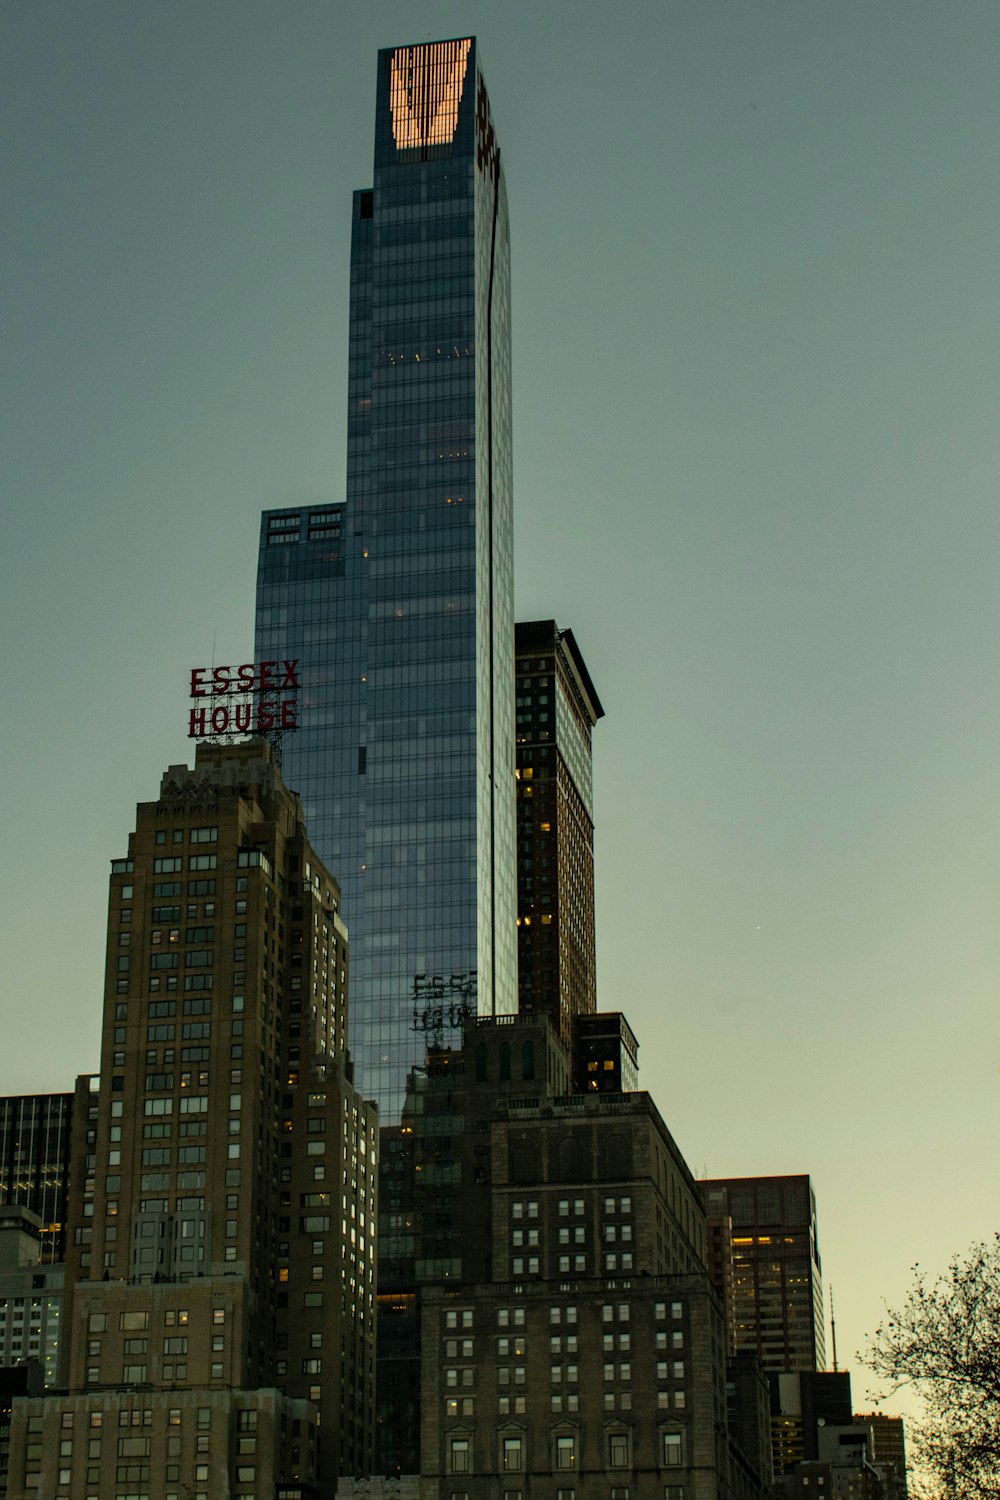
left=256, top=38, right=517, bottom=1121
left=514, top=621, right=605, bottom=1044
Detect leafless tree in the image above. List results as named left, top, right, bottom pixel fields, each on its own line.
left=863, top=1236, right=1000, bottom=1497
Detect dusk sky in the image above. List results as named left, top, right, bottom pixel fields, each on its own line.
left=3, top=0, right=999, bottom=1423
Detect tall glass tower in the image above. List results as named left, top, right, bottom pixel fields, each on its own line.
left=255, top=39, right=516, bottom=1119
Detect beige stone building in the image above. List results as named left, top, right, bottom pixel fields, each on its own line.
left=7, top=741, right=377, bottom=1498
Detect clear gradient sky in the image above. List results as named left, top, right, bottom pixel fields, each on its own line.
left=3, top=0, right=998, bottom=1423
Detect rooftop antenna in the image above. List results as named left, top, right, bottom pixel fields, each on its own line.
left=829, top=1285, right=838, bottom=1372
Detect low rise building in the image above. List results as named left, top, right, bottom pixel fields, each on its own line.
left=854, top=1413, right=907, bottom=1497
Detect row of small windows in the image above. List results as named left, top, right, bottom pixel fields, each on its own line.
left=143, top=912, right=224, bottom=932
left=511, top=1235, right=634, bottom=1259
left=153, top=827, right=217, bottom=846
left=87, top=1309, right=225, bottom=1331
left=267, top=526, right=343, bottom=547
left=268, top=508, right=341, bottom=529
left=512, top=1197, right=633, bottom=1219
left=147, top=879, right=219, bottom=899
left=144, top=998, right=235, bottom=1018
left=153, top=855, right=217, bottom=874
left=448, top=1431, right=685, bottom=1473
left=445, top=1301, right=684, bottom=1331
left=452, top=1330, right=651, bottom=1369
left=149, top=952, right=215, bottom=970
left=121, top=874, right=254, bottom=902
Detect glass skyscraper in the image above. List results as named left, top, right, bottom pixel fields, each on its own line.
left=0, top=1093, right=74, bottom=1263
left=256, top=39, right=516, bottom=1118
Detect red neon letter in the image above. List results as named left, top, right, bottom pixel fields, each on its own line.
left=281, top=699, right=298, bottom=729
left=257, top=700, right=275, bottom=731
left=234, top=703, right=251, bottom=733
left=211, top=706, right=229, bottom=734
left=237, top=662, right=255, bottom=689
left=212, top=665, right=231, bottom=694
left=258, top=661, right=277, bottom=692
left=189, top=707, right=208, bottom=737
left=190, top=669, right=209, bottom=698
left=282, top=660, right=301, bottom=690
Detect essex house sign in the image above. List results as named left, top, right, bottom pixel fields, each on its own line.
left=187, top=660, right=301, bottom=738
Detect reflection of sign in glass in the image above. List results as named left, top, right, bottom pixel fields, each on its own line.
left=389, top=39, right=472, bottom=150
left=411, top=970, right=477, bottom=1034
left=187, top=660, right=300, bottom=738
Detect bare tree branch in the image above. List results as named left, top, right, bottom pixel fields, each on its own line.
left=861, top=1236, right=1000, bottom=1497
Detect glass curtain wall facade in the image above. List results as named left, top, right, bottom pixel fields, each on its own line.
left=700, top=1174, right=826, bottom=1373
left=0, top=1095, right=74, bottom=1263
left=256, top=39, right=517, bottom=1119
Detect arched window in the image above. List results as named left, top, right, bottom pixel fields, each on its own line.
left=522, top=1040, right=535, bottom=1081
left=499, top=1041, right=511, bottom=1082
left=558, top=1134, right=585, bottom=1181
left=509, top=1138, right=538, bottom=1184
left=601, top=1133, right=632, bottom=1179
left=475, top=1043, right=488, bottom=1082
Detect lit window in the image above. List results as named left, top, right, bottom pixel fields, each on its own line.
left=556, top=1436, right=576, bottom=1469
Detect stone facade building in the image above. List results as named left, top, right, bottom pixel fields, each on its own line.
left=379, top=1017, right=770, bottom=1497
left=421, top=1276, right=725, bottom=1500
left=6, top=741, right=377, bottom=1499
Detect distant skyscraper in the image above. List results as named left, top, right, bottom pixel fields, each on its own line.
left=0, top=1207, right=64, bottom=1388
left=514, top=621, right=603, bottom=1040
left=700, top=1174, right=826, bottom=1372
left=256, top=38, right=516, bottom=1119
left=0, top=1093, right=73, bottom=1263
